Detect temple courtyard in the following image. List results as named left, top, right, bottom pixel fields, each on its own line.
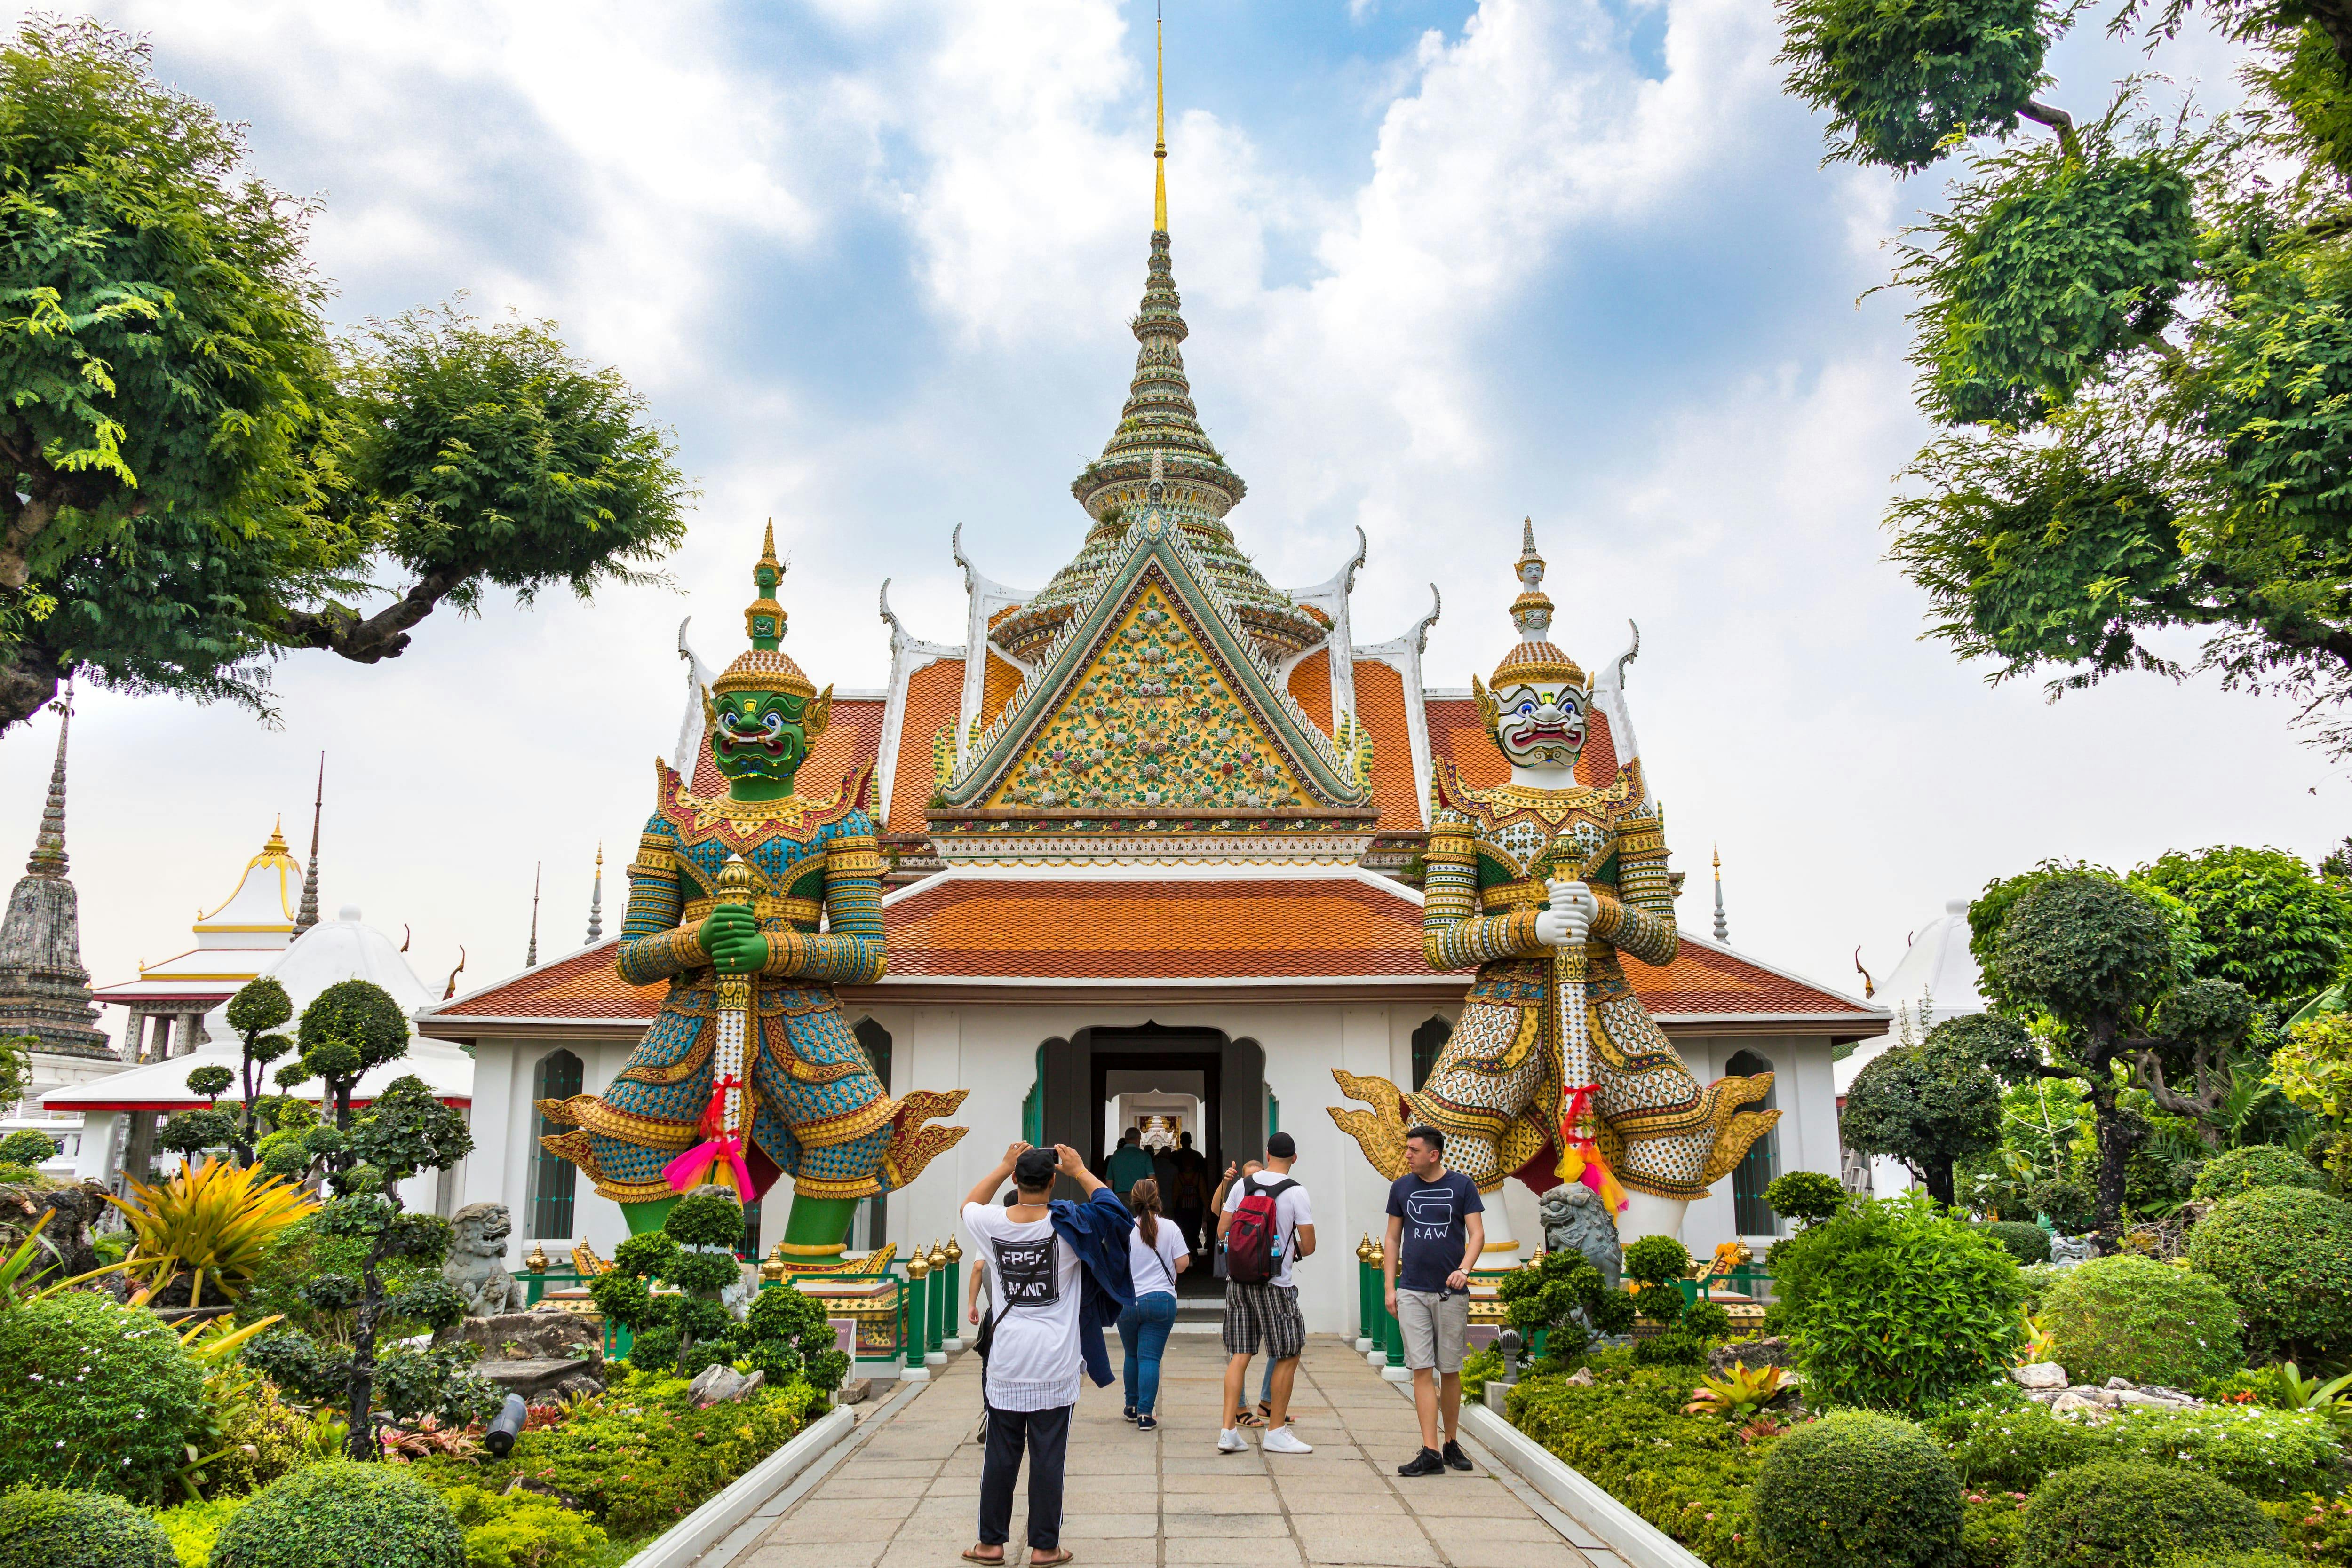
left=723, top=1336, right=1621, bottom=1568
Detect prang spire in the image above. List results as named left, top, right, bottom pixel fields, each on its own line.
left=294, top=754, right=323, bottom=933
left=585, top=844, right=604, bottom=944
left=526, top=862, right=541, bottom=967
left=25, top=677, right=71, bottom=879
left=1154, top=8, right=1168, bottom=234
left=1713, top=845, right=1729, bottom=944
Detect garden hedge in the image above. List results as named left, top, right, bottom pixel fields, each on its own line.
left=2015, top=1460, right=2276, bottom=1568
left=2185, top=1186, right=2352, bottom=1363
left=2038, top=1254, right=2243, bottom=1389
left=0, top=1487, right=175, bottom=1568
left=0, top=1292, right=204, bottom=1501
left=1978, top=1220, right=2052, bottom=1266
left=207, top=1462, right=463, bottom=1568
left=1752, top=1411, right=1963, bottom=1568
left=2189, top=1147, right=2328, bottom=1202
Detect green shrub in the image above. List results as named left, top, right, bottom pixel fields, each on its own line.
left=2154, top=1555, right=2298, bottom=1568
left=736, top=1283, right=848, bottom=1393
left=0, top=1292, right=205, bottom=1501
left=436, top=1486, right=608, bottom=1568
left=2186, top=1186, right=2352, bottom=1363
left=1751, top=1411, right=1961, bottom=1568
left=0, top=1164, right=43, bottom=1186
left=1460, top=1345, right=1505, bottom=1399
left=151, top=1498, right=243, bottom=1568
left=1507, top=1365, right=1764, bottom=1567
left=421, top=1370, right=823, bottom=1540
left=1772, top=1190, right=2025, bottom=1413
left=1927, top=1394, right=2098, bottom=1493
left=1765, top=1170, right=1848, bottom=1227
left=1623, top=1234, right=1692, bottom=1287
left=1979, top=1220, right=2052, bottom=1266
left=2040, top=1255, right=2244, bottom=1388
left=2017, top=1461, right=2277, bottom=1568
left=2191, top=1146, right=2329, bottom=1202
left=2265, top=1494, right=2352, bottom=1565
left=1632, top=1331, right=1708, bottom=1367
left=2018, top=1263, right=2064, bottom=1312
left=209, top=1462, right=462, bottom=1568
left=2098, top=1405, right=2345, bottom=1501
left=0, top=1486, right=175, bottom=1568
left=0, top=1130, right=58, bottom=1166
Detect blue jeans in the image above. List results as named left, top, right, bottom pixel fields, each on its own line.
left=1118, top=1291, right=1179, bottom=1416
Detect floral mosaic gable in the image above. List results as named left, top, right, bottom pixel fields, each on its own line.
left=986, top=580, right=1313, bottom=812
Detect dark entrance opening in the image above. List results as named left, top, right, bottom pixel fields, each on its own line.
left=1036, top=1022, right=1264, bottom=1299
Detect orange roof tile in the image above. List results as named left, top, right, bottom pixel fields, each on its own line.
left=1287, top=650, right=1331, bottom=736
left=887, top=657, right=964, bottom=833
left=437, top=942, right=661, bottom=1019
left=1637, top=937, right=1876, bottom=1018
left=884, top=876, right=1429, bottom=980
left=979, top=653, right=1023, bottom=730
left=1351, top=661, right=1422, bottom=830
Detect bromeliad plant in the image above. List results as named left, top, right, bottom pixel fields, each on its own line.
left=1684, top=1363, right=1790, bottom=1419
left=109, top=1156, right=317, bottom=1309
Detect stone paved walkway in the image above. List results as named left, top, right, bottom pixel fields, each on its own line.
left=731, top=1335, right=1616, bottom=1568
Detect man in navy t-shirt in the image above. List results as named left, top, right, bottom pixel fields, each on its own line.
left=1383, top=1124, right=1485, bottom=1476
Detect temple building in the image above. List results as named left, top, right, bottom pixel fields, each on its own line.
left=421, top=80, right=1886, bottom=1332
left=1836, top=899, right=1987, bottom=1198
left=0, top=691, right=113, bottom=1148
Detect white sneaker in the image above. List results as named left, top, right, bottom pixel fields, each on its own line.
left=1216, top=1428, right=1248, bottom=1454
left=1262, top=1426, right=1314, bottom=1455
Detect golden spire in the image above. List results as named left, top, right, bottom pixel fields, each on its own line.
left=1153, top=9, right=1167, bottom=234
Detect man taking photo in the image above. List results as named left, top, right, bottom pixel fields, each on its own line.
left=1384, top=1124, right=1483, bottom=1476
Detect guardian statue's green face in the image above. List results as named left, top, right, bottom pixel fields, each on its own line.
left=710, top=688, right=814, bottom=788
left=702, top=524, right=832, bottom=800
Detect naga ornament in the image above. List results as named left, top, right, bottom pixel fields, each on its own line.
left=540, top=526, right=967, bottom=1267
left=1329, top=522, right=1778, bottom=1243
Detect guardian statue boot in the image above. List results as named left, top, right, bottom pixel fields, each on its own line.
left=540, top=527, right=967, bottom=1269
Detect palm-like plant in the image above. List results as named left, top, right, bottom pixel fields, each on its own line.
left=110, top=1157, right=318, bottom=1308
left=1684, top=1363, right=1788, bottom=1418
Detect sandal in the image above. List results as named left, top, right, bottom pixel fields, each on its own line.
left=962, top=1552, right=1006, bottom=1566
left=1233, top=1408, right=1264, bottom=1428
left=1029, top=1553, right=1075, bottom=1568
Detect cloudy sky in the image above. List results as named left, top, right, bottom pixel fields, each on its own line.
left=1, top=0, right=2320, bottom=1044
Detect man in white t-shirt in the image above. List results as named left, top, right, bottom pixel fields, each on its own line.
left=1216, top=1131, right=1315, bottom=1456
left=962, top=1141, right=1104, bottom=1568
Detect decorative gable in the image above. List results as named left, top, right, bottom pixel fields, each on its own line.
left=988, top=581, right=1312, bottom=812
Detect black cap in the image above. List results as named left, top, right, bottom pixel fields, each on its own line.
left=1266, top=1131, right=1296, bottom=1160
left=1014, top=1147, right=1060, bottom=1191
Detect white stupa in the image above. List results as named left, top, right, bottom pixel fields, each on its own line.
left=1835, top=899, right=1986, bottom=1196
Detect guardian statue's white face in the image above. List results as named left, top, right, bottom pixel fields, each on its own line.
left=1492, top=681, right=1587, bottom=771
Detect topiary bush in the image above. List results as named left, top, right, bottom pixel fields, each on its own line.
left=738, top=1281, right=849, bottom=1393
left=208, top=1462, right=463, bottom=1568
left=2039, top=1254, right=2244, bottom=1388
left=0, top=1486, right=176, bottom=1568
left=2190, top=1146, right=2328, bottom=1202
left=0, top=1130, right=57, bottom=1166
left=2185, top=1186, right=2352, bottom=1363
left=1765, top=1169, right=1849, bottom=1228
left=2016, top=1460, right=2276, bottom=1568
left=1979, top=1220, right=2052, bottom=1265
left=436, top=1485, right=607, bottom=1568
left=1771, top=1189, right=2024, bottom=1413
left=0, top=1291, right=205, bottom=1501
left=151, top=1498, right=243, bottom=1568
left=1751, top=1410, right=1962, bottom=1568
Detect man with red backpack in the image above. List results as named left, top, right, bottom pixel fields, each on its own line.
left=1216, top=1131, right=1315, bottom=1456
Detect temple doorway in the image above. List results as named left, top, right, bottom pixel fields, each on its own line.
left=1036, top=1022, right=1264, bottom=1297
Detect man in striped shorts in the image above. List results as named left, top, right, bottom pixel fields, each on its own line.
left=1216, top=1132, right=1315, bottom=1456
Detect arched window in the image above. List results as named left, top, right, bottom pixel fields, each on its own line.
left=852, top=1020, right=893, bottom=1253
left=1724, top=1048, right=1780, bottom=1236
left=527, top=1050, right=583, bottom=1240
left=1412, top=1017, right=1452, bottom=1092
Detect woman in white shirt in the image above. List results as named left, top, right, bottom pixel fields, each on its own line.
left=1117, top=1176, right=1190, bottom=1431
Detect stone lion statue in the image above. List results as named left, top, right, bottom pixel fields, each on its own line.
left=2047, top=1233, right=2097, bottom=1271
left=444, top=1201, right=527, bottom=1317
left=1539, top=1182, right=1622, bottom=1294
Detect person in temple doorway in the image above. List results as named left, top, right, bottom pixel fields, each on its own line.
left=1168, top=1131, right=1210, bottom=1260
left=1105, top=1125, right=1155, bottom=1198
left=1385, top=1125, right=1484, bottom=1477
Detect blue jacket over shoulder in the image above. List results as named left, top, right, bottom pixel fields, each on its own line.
left=1049, top=1187, right=1136, bottom=1387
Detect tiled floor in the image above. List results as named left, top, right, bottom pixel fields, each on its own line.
left=734, top=1334, right=1613, bottom=1568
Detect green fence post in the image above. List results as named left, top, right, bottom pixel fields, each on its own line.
left=942, top=1237, right=964, bottom=1348
left=927, top=1243, right=949, bottom=1354
left=905, top=1251, right=931, bottom=1376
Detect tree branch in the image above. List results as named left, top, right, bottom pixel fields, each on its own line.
left=2019, top=99, right=2080, bottom=159
left=281, top=569, right=468, bottom=664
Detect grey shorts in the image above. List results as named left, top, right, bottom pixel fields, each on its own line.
left=1397, top=1288, right=1470, bottom=1374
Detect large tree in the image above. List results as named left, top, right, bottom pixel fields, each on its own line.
left=1962, top=869, right=2258, bottom=1227
left=0, top=19, right=690, bottom=730
left=2133, top=845, right=2352, bottom=1007
left=1775, top=0, right=2352, bottom=758
left=1839, top=1024, right=2004, bottom=1204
